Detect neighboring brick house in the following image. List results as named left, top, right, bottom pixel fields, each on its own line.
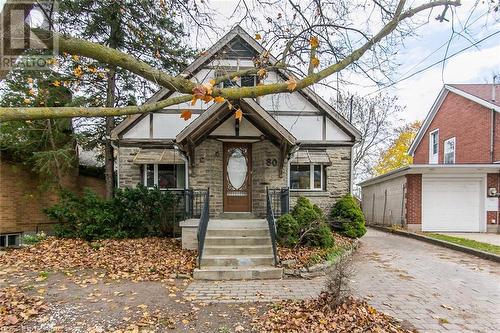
left=360, top=84, right=500, bottom=233
left=0, top=159, right=106, bottom=247
left=111, top=26, right=361, bottom=218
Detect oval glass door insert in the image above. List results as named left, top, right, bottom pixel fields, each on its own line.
left=227, top=148, right=247, bottom=190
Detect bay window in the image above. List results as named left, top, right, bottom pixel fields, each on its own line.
left=290, top=164, right=324, bottom=191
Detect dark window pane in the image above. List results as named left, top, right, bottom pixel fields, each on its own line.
left=431, top=132, right=438, bottom=154
left=7, top=235, right=18, bottom=246
left=0, top=236, right=5, bottom=247
left=314, top=165, right=321, bottom=189
left=222, top=79, right=237, bottom=88
left=290, top=165, right=310, bottom=189
left=240, top=75, right=255, bottom=87
left=145, top=164, right=154, bottom=187
left=158, top=164, right=176, bottom=189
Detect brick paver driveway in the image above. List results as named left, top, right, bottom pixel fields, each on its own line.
left=352, top=228, right=500, bottom=333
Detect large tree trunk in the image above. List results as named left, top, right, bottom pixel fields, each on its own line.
left=104, top=8, right=121, bottom=199
left=104, top=68, right=116, bottom=199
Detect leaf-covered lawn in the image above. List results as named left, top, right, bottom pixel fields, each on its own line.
left=0, top=237, right=197, bottom=281
left=0, top=236, right=417, bottom=332
left=254, top=295, right=414, bottom=333
left=426, top=234, right=500, bottom=255
left=0, top=287, right=47, bottom=329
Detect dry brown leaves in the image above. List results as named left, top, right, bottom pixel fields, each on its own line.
left=278, top=233, right=355, bottom=268
left=278, top=246, right=328, bottom=268
left=254, top=295, right=414, bottom=333
left=0, top=237, right=197, bottom=281
left=0, top=287, right=47, bottom=330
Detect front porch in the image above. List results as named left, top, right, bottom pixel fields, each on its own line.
left=179, top=187, right=288, bottom=280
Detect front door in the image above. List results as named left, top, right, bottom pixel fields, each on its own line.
left=223, top=142, right=252, bottom=212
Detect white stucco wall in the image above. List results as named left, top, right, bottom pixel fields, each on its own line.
left=121, top=56, right=353, bottom=141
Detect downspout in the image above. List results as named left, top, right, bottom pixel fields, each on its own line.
left=492, top=75, right=498, bottom=163
left=173, top=143, right=189, bottom=189
left=490, top=110, right=495, bottom=163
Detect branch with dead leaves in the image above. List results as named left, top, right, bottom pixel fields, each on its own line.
left=0, top=0, right=461, bottom=122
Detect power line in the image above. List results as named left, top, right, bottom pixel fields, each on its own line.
left=368, top=30, right=500, bottom=95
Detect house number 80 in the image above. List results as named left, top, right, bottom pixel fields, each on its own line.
left=266, top=158, right=278, bottom=167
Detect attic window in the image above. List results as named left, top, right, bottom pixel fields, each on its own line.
left=240, top=75, right=256, bottom=87
left=215, top=71, right=256, bottom=88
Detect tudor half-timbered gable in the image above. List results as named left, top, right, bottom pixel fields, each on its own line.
left=111, top=25, right=361, bottom=217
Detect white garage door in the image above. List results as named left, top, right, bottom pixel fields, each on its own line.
left=422, top=178, right=482, bottom=232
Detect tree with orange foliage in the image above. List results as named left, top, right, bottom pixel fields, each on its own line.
left=373, top=121, right=421, bottom=175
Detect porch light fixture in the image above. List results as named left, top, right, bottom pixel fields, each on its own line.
left=488, top=187, right=498, bottom=197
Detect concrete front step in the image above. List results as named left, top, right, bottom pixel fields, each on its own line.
left=205, top=236, right=271, bottom=246
left=193, top=266, right=283, bottom=280
left=218, top=212, right=256, bottom=219
left=207, top=219, right=268, bottom=229
left=206, top=228, right=270, bottom=237
left=201, top=255, right=275, bottom=267
left=204, top=245, right=273, bottom=256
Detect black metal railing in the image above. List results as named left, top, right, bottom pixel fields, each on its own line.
left=165, top=188, right=209, bottom=220
left=266, top=187, right=282, bottom=266
left=267, top=187, right=290, bottom=218
left=196, top=188, right=210, bottom=267
left=184, top=189, right=210, bottom=219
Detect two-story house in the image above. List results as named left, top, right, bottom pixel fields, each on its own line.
left=110, top=26, right=361, bottom=279
left=359, top=84, right=500, bottom=233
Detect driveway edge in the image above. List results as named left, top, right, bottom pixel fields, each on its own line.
left=369, top=225, right=500, bottom=263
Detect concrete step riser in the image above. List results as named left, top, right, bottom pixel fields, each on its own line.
left=201, top=257, right=274, bottom=267
left=206, top=229, right=269, bottom=237
left=205, top=237, right=271, bottom=246
left=204, top=246, right=273, bottom=256
left=193, top=268, right=283, bottom=280
left=218, top=213, right=257, bottom=219
left=208, top=224, right=268, bottom=230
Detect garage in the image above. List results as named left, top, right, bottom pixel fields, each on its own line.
left=422, top=177, right=483, bottom=232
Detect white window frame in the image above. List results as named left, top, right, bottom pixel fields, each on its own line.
left=443, top=137, right=456, bottom=164
left=289, top=164, right=324, bottom=191
left=142, top=163, right=188, bottom=190
left=0, top=233, right=21, bottom=247
left=429, top=129, right=439, bottom=164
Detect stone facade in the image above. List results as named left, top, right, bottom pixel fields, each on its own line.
left=252, top=140, right=287, bottom=217
left=117, top=142, right=352, bottom=217
left=290, top=146, right=352, bottom=214
left=188, top=139, right=224, bottom=217
left=117, top=147, right=142, bottom=188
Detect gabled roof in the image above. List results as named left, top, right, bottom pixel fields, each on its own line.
left=176, top=98, right=296, bottom=147
left=112, top=25, right=361, bottom=141
left=448, top=84, right=500, bottom=108
left=408, top=84, right=500, bottom=155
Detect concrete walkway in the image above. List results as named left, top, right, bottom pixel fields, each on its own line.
left=352, top=228, right=500, bottom=333
left=439, top=232, right=500, bottom=246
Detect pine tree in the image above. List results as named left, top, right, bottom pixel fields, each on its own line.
left=0, top=64, right=76, bottom=188
left=55, top=0, right=196, bottom=198
left=0, top=0, right=196, bottom=197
